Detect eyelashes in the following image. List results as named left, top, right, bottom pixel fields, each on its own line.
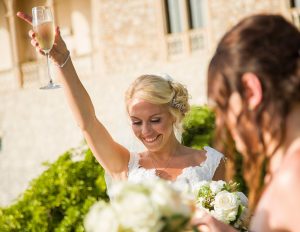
left=132, top=118, right=161, bottom=125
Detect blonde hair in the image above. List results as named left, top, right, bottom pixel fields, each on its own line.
left=125, top=74, right=190, bottom=126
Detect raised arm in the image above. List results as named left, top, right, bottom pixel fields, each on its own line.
left=17, top=12, right=130, bottom=178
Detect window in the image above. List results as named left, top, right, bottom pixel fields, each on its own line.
left=290, top=0, right=300, bottom=8
left=162, top=0, right=207, bottom=58
left=290, top=0, right=300, bottom=29
left=165, top=0, right=183, bottom=33
left=188, top=0, right=205, bottom=29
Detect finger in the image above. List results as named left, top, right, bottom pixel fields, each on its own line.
left=36, top=47, right=45, bottom=56
left=28, top=30, right=36, bottom=39
left=55, top=26, right=60, bottom=36
left=16, top=11, right=33, bottom=25
left=31, top=38, right=39, bottom=47
left=191, top=217, right=205, bottom=226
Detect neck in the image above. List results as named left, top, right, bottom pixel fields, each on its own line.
left=268, top=104, right=300, bottom=174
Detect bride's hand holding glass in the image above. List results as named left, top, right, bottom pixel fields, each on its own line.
left=17, top=9, right=70, bottom=89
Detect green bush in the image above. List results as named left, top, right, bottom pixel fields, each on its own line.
left=182, top=105, right=215, bottom=149
left=0, top=147, right=108, bottom=232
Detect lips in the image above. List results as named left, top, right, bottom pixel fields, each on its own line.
left=143, top=135, right=161, bottom=143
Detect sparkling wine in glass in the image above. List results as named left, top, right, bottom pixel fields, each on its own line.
left=32, top=6, right=60, bottom=89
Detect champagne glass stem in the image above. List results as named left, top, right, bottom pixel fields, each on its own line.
left=45, top=52, right=53, bottom=84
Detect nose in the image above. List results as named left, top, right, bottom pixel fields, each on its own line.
left=141, top=122, right=152, bottom=136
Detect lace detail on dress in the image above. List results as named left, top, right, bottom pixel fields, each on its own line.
left=105, top=146, right=224, bottom=198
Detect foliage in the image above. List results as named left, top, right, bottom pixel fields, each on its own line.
left=0, top=147, right=108, bottom=232
left=182, top=105, right=215, bottom=149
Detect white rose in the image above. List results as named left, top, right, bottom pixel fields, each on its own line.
left=84, top=202, right=119, bottom=232
left=213, top=191, right=239, bottom=223
left=151, top=181, right=191, bottom=217
left=209, top=180, right=226, bottom=194
left=211, top=209, right=228, bottom=223
left=114, top=191, right=161, bottom=231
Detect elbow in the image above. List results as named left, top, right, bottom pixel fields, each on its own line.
left=77, top=115, right=96, bottom=132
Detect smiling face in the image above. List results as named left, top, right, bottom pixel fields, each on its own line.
left=128, top=98, right=176, bottom=152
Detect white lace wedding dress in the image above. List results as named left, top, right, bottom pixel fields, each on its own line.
left=105, top=146, right=224, bottom=198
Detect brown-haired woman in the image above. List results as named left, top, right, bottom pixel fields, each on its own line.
left=193, top=14, right=300, bottom=231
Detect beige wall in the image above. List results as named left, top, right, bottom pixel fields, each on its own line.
left=55, top=0, right=92, bottom=56
left=96, top=0, right=163, bottom=74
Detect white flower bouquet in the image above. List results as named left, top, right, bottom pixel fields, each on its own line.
left=84, top=180, right=193, bottom=232
left=194, top=180, right=249, bottom=231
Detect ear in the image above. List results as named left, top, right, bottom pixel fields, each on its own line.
left=241, top=73, right=263, bottom=110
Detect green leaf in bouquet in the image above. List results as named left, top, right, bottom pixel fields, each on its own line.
left=224, top=181, right=240, bottom=192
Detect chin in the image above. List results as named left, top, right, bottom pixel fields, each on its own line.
left=144, top=144, right=161, bottom=152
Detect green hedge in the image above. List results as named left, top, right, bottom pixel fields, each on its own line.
left=0, top=148, right=108, bottom=232
left=182, top=105, right=215, bottom=149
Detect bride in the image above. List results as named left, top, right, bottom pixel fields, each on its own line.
left=17, top=12, right=225, bottom=195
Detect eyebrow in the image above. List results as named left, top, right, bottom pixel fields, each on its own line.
left=130, top=113, right=162, bottom=120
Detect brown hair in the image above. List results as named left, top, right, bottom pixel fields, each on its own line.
left=207, top=14, right=300, bottom=211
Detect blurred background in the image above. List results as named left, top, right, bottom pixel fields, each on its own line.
left=0, top=0, right=299, bottom=206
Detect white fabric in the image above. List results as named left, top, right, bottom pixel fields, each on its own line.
left=105, top=146, right=224, bottom=198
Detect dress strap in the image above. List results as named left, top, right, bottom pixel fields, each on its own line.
left=128, top=152, right=141, bottom=171
left=203, top=146, right=224, bottom=178
left=105, top=152, right=140, bottom=199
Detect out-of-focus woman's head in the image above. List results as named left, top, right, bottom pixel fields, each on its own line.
left=208, top=14, right=300, bottom=209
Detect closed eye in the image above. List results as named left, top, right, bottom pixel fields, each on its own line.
left=150, top=118, right=161, bottom=123
left=132, top=121, right=142, bottom=125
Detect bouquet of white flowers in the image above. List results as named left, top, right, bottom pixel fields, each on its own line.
left=194, top=180, right=249, bottom=231
left=84, top=180, right=193, bottom=232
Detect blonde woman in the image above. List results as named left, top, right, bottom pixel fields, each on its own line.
left=17, top=12, right=224, bottom=194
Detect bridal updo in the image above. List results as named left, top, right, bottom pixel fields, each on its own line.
left=125, top=74, right=190, bottom=126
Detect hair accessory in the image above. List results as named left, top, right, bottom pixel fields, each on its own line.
left=159, top=73, right=174, bottom=82
left=170, top=98, right=185, bottom=113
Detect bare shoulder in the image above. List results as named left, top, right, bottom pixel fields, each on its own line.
left=278, top=148, right=300, bottom=188
left=182, top=146, right=207, bottom=163
left=258, top=149, right=300, bottom=230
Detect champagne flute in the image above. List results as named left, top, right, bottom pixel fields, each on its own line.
left=32, top=6, right=60, bottom=89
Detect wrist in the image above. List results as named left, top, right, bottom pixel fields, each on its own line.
left=55, top=51, right=70, bottom=68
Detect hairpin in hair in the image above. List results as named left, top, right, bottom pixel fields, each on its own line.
left=159, top=73, right=174, bottom=82
left=170, top=98, right=185, bottom=113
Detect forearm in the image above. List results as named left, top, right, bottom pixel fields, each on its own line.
left=55, top=57, right=95, bottom=130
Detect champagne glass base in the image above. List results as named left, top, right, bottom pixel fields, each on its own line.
left=40, top=82, right=61, bottom=90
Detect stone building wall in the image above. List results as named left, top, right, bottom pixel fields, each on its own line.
left=95, top=0, right=163, bottom=74
left=208, top=0, right=288, bottom=52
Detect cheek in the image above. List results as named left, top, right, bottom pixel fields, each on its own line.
left=131, top=125, right=140, bottom=137
left=157, top=121, right=173, bottom=134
